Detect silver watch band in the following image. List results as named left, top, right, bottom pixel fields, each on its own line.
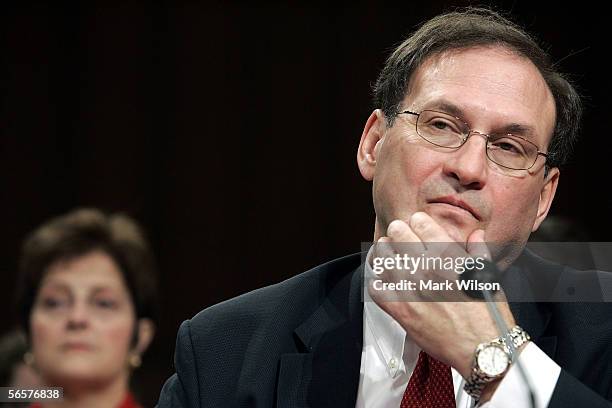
left=505, top=325, right=530, bottom=353
left=463, top=325, right=530, bottom=401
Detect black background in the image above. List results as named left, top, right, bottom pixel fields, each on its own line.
left=1, top=1, right=609, bottom=405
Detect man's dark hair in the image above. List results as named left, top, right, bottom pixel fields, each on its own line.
left=373, top=7, right=582, bottom=168
left=16, top=208, right=159, bottom=338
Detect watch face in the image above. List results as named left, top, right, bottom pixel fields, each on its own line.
left=477, top=344, right=509, bottom=376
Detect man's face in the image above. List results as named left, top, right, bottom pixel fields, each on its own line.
left=359, top=47, right=558, bottom=261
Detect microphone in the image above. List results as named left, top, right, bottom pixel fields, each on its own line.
left=460, top=259, right=501, bottom=299
left=461, top=260, right=536, bottom=408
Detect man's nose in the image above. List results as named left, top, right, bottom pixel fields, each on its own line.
left=442, top=132, right=488, bottom=189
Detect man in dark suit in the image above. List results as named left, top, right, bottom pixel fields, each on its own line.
left=158, top=8, right=612, bottom=407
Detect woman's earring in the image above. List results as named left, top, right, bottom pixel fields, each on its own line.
left=128, top=353, right=141, bottom=369
left=23, top=351, right=35, bottom=366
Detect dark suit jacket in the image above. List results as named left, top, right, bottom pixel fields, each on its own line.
left=157, top=252, right=612, bottom=407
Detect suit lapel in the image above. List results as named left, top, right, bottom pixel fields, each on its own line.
left=510, top=300, right=557, bottom=358
left=507, top=250, right=559, bottom=358
left=277, top=263, right=364, bottom=408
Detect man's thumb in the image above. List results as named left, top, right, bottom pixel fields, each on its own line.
left=466, top=229, right=491, bottom=261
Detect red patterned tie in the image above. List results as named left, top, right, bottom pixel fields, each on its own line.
left=400, top=351, right=456, bottom=408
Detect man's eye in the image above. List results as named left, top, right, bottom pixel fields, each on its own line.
left=432, top=120, right=448, bottom=129
left=493, top=139, right=524, bottom=154
left=429, top=119, right=461, bottom=133
left=499, top=142, right=518, bottom=151
left=432, top=120, right=451, bottom=130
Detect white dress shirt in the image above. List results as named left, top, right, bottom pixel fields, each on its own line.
left=356, top=246, right=561, bottom=408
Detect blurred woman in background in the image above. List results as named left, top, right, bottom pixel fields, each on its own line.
left=16, top=209, right=159, bottom=408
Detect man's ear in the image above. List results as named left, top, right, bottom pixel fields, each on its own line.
left=357, top=109, right=386, bottom=181
left=133, top=318, right=155, bottom=355
left=532, top=167, right=560, bottom=232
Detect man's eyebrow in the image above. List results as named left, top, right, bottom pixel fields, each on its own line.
left=427, top=101, right=465, bottom=118
left=498, top=123, right=536, bottom=137
left=425, top=100, right=537, bottom=137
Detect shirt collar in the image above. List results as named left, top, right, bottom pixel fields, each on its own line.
left=364, top=245, right=421, bottom=378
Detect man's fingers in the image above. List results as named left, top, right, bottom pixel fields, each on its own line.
left=408, top=212, right=453, bottom=256
left=387, top=219, right=426, bottom=253
left=466, top=228, right=491, bottom=261
left=372, top=236, right=394, bottom=262
left=408, top=212, right=453, bottom=241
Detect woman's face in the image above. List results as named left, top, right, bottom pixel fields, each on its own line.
left=29, top=250, right=136, bottom=387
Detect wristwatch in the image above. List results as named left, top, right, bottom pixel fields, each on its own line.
left=463, top=325, right=530, bottom=401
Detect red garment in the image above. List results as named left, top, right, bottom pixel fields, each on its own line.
left=29, top=392, right=142, bottom=408
left=117, top=393, right=143, bottom=408
left=400, top=351, right=456, bottom=408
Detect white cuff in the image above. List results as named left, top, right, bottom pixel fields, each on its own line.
left=479, top=342, right=560, bottom=408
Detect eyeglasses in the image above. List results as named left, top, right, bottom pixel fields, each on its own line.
left=396, top=109, right=548, bottom=170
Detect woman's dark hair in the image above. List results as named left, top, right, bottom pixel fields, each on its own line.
left=373, top=7, right=582, bottom=168
left=16, top=208, right=159, bottom=337
left=0, top=330, right=29, bottom=386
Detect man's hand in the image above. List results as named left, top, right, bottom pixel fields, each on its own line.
left=368, top=212, right=516, bottom=379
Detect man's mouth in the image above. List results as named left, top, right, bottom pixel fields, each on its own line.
left=427, top=196, right=481, bottom=221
